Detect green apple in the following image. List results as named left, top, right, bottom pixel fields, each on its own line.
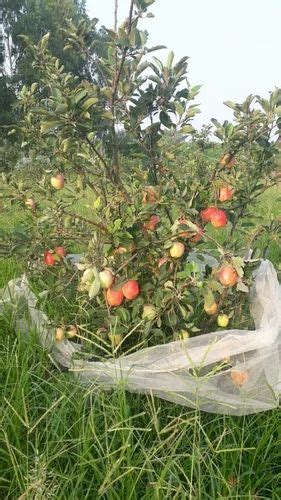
left=99, top=269, right=114, bottom=289
left=142, top=304, right=157, bottom=321
left=217, top=314, right=229, bottom=327
left=169, top=242, right=185, bottom=258
left=51, top=173, right=64, bottom=190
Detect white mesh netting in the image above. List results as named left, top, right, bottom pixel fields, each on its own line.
left=0, top=259, right=280, bottom=415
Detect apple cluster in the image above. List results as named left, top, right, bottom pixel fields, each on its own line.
left=44, top=247, right=67, bottom=266
left=67, top=185, right=243, bottom=343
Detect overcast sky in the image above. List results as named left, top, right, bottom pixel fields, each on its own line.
left=86, top=0, right=280, bottom=128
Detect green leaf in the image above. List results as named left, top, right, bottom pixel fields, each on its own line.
left=129, top=28, right=137, bottom=46
left=175, top=102, right=184, bottom=115
left=30, top=82, right=38, bottom=93
left=113, top=219, right=122, bottom=232
left=181, top=125, right=195, bottom=134
left=40, top=32, right=50, bottom=50
left=179, top=304, right=189, bottom=319
left=203, top=289, right=215, bottom=307
left=40, top=121, right=64, bottom=134
left=237, top=282, right=249, bottom=293
left=74, top=90, right=88, bottom=105
left=51, top=88, right=62, bottom=100
left=232, top=256, right=245, bottom=277
left=101, top=111, right=114, bottom=120
left=160, top=111, right=172, bottom=128
left=30, top=107, right=54, bottom=116
left=186, top=107, right=200, bottom=118
left=223, top=100, right=237, bottom=110
left=88, top=278, right=101, bottom=299
left=55, top=103, right=68, bottom=114
left=93, top=196, right=101, bottom=209
left=225, top=123, right=234, bottom=137
left=88, top=267, right=101, bottom=299
left=156, top=317, right=162, bottom=327
left=190, top=85, right=202, bottom=94
left=166, top=51, right=174, bottom=70
left=147, top=44, right=166, bottom=53
left=211, top=118, right=221, bottom=128
left=258, top=98, right=270, bottom=113
left=81, top=97, right=99, bottom=111
left=208, top=280, right=224, bottom=294
left=87, top=132, right=95, bottom=141
left=61, top=138, right=72, bottom=152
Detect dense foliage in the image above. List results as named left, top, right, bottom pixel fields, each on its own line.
left=1, top=0, right=280, bottom=358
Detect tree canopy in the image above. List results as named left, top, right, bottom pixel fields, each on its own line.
left=0, top=0, right=89, bottom=131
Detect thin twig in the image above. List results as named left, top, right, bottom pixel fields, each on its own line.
left=111, top=0, right=134, bottom=100
left=114, top=0, right=118, bottom=31
left=61, top=209, right=108, bottom=233
left=83, top=135, right=112, bottom=178
left=115, top=251, right=140, bottom=274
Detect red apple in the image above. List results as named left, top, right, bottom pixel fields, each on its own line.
left=55, top=246, right=67, bottom=259
left=114, top=246, right=127, bottom=255
left=169, top=242, right=185, bottom=258
left=231, top=370, right=249, bottom=386
left=114, top=243, right=136, bottom=255
left=99, top=269, right=114, bottom=289
left=142, top=185, right=159, bottom=204
left=219, top=186, right=234, bottom=202
left=51, top=174, right=64, bottom=190
left=106, top=287, right=124, bottom=307
left=210, top=209, right=228, bottom=228
left=25, top=198, right=35, bottom=210
left=122, top=280, right=140, bottom=300
left=44, top=250, right=55, bottom=266
left=218, top=266, right=238, bottom=286
left=143, top=214, right=160, bottom=231
left=200, top=206, right=217, bottom=222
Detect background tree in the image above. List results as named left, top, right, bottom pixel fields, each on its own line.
left=0, top=0, right=93, bottom=138
left=1, top=0, right=88, bottom=81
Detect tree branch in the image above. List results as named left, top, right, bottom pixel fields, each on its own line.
left=61, top=209, right=108, bottom=233
left=111, top=0, right=134, bottom=100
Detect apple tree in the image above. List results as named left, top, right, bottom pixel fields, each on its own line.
left=2, top=0, right=280, bottom=356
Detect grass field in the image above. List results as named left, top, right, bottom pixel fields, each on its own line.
left=0, top=187, right=280, bottom=499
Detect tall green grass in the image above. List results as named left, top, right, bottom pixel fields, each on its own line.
left=0, top=319, right=280, bottom=499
